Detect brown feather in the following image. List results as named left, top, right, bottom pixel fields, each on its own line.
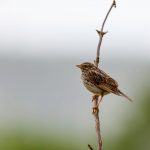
left=79, top=62, right=132, bottom=102
left=117, top=89, right=133, bottom=102
left=87, top=68, right=119, bottom=94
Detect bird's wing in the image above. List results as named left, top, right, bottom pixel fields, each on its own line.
left=86, top=69, right=103, bottom=85
left=87, top=69, right=119, bottom=94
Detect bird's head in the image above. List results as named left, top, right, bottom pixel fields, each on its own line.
left=76, top=62, right=95, bottom=71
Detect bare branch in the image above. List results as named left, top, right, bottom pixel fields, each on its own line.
left=92, top=95, right=103, bottom=150
left=95, top=0, right=116, bottom=67
left=91, top=2, right=116, bottom=150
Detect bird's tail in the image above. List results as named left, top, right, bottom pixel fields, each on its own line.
left=118, top=89, right=133, bottom=102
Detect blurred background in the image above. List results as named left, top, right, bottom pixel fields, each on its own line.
left=0, top=0, right=150, bottom=150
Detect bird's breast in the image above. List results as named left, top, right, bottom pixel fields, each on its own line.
left=82, top=77, right=104, bottom=95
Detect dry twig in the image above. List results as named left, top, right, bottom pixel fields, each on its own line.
left=95, top=0, right=116, bottom=67
left=89, top=1, right=116, bottom=150
left=88, top=144, right=94, bottom=150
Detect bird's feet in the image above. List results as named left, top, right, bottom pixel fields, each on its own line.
left=92, top=94, right=99, bottom=101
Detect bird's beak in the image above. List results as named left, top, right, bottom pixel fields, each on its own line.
left=76, top=64, right=81, bottom=69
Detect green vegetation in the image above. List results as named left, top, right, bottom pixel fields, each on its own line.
left=105, top=90, right=150, bottom=150
left=0, top=90, right=150, bottom=150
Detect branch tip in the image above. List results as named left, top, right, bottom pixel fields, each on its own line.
left=113, top=0, right=116, bottom=8
left=88, top=144, right=94, bottom=150
left=95, top=0, right=115, bottom=67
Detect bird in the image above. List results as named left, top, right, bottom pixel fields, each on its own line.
left=76, top=62, right=132, bottom=102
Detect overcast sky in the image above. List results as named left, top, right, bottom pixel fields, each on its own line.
left=0, top=0, right=149, bottom=60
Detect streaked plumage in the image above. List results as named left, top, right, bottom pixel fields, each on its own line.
left=76, top=62, right=132, bottom=101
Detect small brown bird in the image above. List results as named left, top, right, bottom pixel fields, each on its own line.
left=76, top=62, right=132, bottom=102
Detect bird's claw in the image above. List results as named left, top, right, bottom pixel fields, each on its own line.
left=92, top=95, right=99, bottom=101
